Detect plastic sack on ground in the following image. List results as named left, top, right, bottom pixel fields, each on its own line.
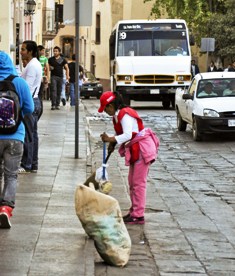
left=74, top=184, right=131, bottom=267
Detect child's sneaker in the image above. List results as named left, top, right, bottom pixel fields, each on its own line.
left=123, top=215, right=145, bottom=225
left=0, top=206, right=13, bottom=229
left=122, top=213, right=130, bottom=220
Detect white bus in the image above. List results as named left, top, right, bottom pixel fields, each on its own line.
left=109, top=19, right=194, bottom=108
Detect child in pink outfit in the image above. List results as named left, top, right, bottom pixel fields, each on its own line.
left=98, top=91, right=159, bottom=224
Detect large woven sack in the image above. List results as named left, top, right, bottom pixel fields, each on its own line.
left=75, top=184, right=131, bottom=267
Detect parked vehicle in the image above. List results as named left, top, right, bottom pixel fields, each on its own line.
left=80, top=71, right=103, bottom=99
left=175, top=72, right=235, bottom=141
left=109, top=19, right=194, bottom=108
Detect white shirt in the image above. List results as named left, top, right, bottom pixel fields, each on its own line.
left=21, top=57, right=42, bottom=98
left=114, top=111, right=139, bottom=144
left=191, top=65, right=195, bottom=76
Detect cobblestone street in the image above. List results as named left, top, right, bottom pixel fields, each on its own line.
left=84, top=99, right=235, bottom=275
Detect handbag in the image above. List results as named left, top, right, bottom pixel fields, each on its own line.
left=22, top=113, right=35, bottom=142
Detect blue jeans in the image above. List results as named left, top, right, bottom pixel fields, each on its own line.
left=0, top=140, right=23, bottom=208
left=21, top=98, right=42, bottom=170
left=70, top=83, right=75, bottom=106
left=50, top=75, right=63, bottom=107
left=61, top=77, right=66, bottom=100
left=70, top=83, right=81, bottom=106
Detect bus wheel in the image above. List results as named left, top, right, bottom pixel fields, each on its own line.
left=123, top=95, right=130, bottom=106
left=162, top=101, right=170, bottom=109
left=171, top=97, right=175, bottom=108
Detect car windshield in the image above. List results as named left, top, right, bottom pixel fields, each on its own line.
left=196, top=79, right=235, bottom=98
left=85, top=72, right=96, bottom=81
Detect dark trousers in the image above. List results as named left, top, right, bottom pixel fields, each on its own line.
left=21, top=98, right=42, bottom=170
left=50, top=75, right=63, bottom=107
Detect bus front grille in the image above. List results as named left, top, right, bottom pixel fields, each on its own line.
left=134, top=75, right=174, bottom=84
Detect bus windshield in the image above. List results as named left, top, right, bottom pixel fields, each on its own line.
left=117, top=27, right=189, bottom=57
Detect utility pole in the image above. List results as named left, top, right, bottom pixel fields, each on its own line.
left=75, top=0, right=79, bottom=158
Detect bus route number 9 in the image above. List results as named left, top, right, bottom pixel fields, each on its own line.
left=119, top=32, right=127, bottom=40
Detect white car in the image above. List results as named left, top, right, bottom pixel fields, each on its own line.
left=175, top=72, right=235, bottom=141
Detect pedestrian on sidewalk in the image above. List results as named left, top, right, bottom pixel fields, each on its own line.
left=48, top=47, right=69, bottom=110
left=191, top=59, right=200, bottom=77
left=19, top=40, right=42, bottom=173
left=207, top=61, right=217, bottom=72
left=98, top=91, right=159, bottom=225
left=0, top=51, right=34, bottom=228
left=38, top=45, right=50, bottom=101
left=68, top=54, right=84, bottom=106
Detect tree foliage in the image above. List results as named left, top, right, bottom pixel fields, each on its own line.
left=144, top=0, right=235, bottom=61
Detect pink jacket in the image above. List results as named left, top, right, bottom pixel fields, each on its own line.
left=118, top=128, right=160, bottom=166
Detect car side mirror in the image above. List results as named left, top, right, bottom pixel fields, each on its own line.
left=182, top=94, right=193, bottom=100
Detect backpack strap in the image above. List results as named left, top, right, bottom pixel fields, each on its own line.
left=5, top=74, right=18, bottom=81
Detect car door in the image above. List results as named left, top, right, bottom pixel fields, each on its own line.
left=184, top=79, right=197, bottom=124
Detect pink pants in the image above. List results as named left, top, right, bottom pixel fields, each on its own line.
left=128, top=155, right=150, bottom=218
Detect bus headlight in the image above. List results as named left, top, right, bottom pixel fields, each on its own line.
left=117, top=75, right=133, bottom=82
left=176, top=75, right=191, bottom=82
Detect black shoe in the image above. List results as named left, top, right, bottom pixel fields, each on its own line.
left=51, top=106, right=55, bottom=110
left=62, top=98, right=66, bottom=106
left=122, top=213, right=130, bottom=220
left=31, top=166, right=38, bottom=173
left=123, top=215, right=145, bottom=225
left=55, top=106, right=60, bottom=110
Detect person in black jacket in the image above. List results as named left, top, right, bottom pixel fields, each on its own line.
left=191, top=60, right=200, bottom=77
left=228, top=60, right=235, bottom=72
left=207, top=61, right=217, bottom=72
left=68, top=54, right=84, bottom=106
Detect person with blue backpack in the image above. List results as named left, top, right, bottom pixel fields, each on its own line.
left=0, top=51, right=34, bottom=228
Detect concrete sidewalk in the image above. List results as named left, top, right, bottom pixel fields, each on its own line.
left=0, top=100, right=157, bottom=276
left=0, top=101, right=95, bottom=275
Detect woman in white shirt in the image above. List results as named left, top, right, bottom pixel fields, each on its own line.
left=19, top=40, right=42, bottom=173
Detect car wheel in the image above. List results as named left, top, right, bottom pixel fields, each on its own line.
left=177, top=110, right=187, bottom=131
left=192, top=118, right=202, bottom=141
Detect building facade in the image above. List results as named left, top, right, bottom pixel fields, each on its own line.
left=54, top=0, right=156, bottom=90
left=0, top=0, right=163, bottom=90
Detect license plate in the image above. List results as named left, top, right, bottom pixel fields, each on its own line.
left=228, top=120, right=235, bottom=127
left=150, top=89, right=160, bottom=94
left=88, top=88, right=93, bottom=91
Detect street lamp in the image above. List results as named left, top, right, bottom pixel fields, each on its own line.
left=24, top=0, right=37, bottom=16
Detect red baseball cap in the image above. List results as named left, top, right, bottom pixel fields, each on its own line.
left=98, top=91, right=116, bottom=113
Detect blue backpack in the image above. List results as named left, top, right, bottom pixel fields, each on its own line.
left=0, top=75, right=21, bottom=134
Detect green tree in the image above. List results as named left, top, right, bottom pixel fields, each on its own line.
left=208, top=0, right=235, bottom=61
left=144, top=0, right=235, bottom=61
